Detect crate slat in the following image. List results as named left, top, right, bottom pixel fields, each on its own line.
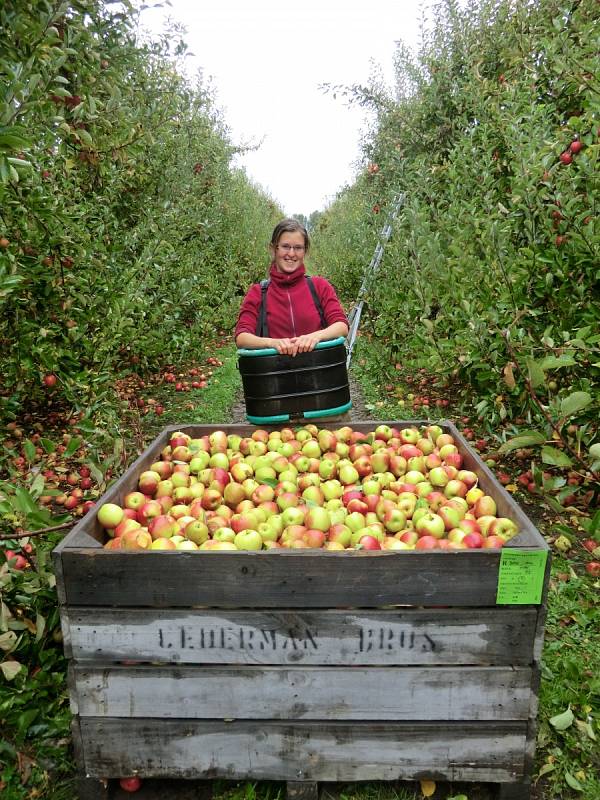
left=66, top=607, right=537, bottom=665
left=78, top=718, right=527, bottom=782
left=73, top=664, right=532, bottom=721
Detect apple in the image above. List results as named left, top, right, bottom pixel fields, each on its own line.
left=438, top=505, right=461, bottom=531
left=414, top=512, right=445, bottom=539
left=212, top=526, right=236, bottom=543
left=148, top=514, right=178, bottom=540
left=465, top=486, right=485, bottom=506
left=280, top=506, right=306, bottom=526
left=138, top=470, right=161, bottom=495
left=444, top=479, right=467, bottom=499
left=114, top=518, right=141, bottom=538
left=303, top=529, right=326, bottom=548
left=120, top=529, right=153, bottom=550
left=357, top=535, right=381, bottom=550
left=176, top=539, right=199, bottom=550
left=322, top=479, right=343, bottom=501
left=463, top=532, right=485, bottom=548
left=302, top=485, right=325, bottom=506
left=329, top=524, right=352, bottom=547
left=487, top=517, right=518, bottom=540
left=483, top=535, right=506, bottom=549
left=234, top=530, right=263, bottom=550
left=339, top=463, right=360, bottom=485
left=447, top=528, right=467, bottom=545
left=119, top=777, right=142, bottom=793
left=457, top=470, right=478, bottom=489
left=304, top=506, right=331, bottom=532
left=399, top=428, right=420, bottom=445
left=382, top=508, right=407, bottom=533
left=428, top=467, right=449, bottom=487
left=415, top=535, right=438, bottom=550
left=389, top=454, right=407, bottom=477
left=124, top=491, right=147, bottom=510
left=97, top=503, right=124, bottom=529
left=473, top=495, right=497, bottom=518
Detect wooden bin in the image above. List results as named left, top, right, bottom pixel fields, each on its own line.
left=52, top=421, right=550, bottom=800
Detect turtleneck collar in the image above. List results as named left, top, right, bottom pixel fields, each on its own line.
left=269, top=261, right=306, bottom=287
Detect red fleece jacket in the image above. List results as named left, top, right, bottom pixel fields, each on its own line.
left=235, top=263, right=348, bottom=340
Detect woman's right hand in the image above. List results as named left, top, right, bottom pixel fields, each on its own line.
left=270, top=338, right=299, bottom=356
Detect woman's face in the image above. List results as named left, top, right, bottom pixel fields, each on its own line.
left=271, top=230, right=306, bottom=274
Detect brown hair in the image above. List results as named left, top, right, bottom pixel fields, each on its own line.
left=270, top=218, right=310, bottom=253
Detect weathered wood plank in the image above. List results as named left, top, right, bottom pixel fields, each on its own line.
left=77, top=718, right=527, bottom=782
left=73, top=664, right=531, bottom=720
left=59, top=548, right=508, bottom=608
left=66, top=607, right=537, bottom=666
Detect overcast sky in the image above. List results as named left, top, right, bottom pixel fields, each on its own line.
left=140, top=1, right=424, bottom=216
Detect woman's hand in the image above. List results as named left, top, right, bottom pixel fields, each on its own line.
left=270, top=333, right=320, bottom=356
left=291, top=332, right=321, bottom=353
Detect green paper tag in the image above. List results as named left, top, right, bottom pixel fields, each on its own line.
left=496, top=549, right=548, bottom=604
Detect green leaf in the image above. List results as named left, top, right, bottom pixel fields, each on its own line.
left=40, top=438, right=56, bottom=453
left=0, top=660, right=23, bottom=680
left=541, top=446, right=572, bottom=468
left=13, top=487, right=39, bottom=514
left=23, top=439, right=36, bottom=461
left=549, top=707, right=574, bottom=731
left=575, top=719, right=597, bottom=741
left=526, top=358, right=545, bottom=388
left=77, top=129, right=93, bottom=146
left=564, top=771, right=584, bottom=791
left=35, top=613, right=46, bottom=643
left=16, top=707, right=39, bottom=735
left=536, top=762, right=556, bottom=780
left=498, top=431, right=545, bottom=454
left=30, top=472, right=46, bottom=497
left=560, top=392, right=591, bottom=418
left=0, top=631, right=18, bottom=652
left=538, top=354, right=576, bottom=370
left=64, top=436, right=82, bottom=458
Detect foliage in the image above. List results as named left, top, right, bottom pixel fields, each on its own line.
left=536, top=559, right=600, bottom=797
left=313, top=0, right=599, bottom=500
left=0, top=0, right=280, bottom=425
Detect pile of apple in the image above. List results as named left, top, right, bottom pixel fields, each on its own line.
left=97, top=424, right=519, bottom=552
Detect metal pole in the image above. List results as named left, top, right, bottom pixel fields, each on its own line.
left=346, top=193, right=404, bottom=368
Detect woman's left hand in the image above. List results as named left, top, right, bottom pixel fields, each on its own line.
left=290, top=333, right=321, bottom=354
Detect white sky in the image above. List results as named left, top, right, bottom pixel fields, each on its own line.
left=140, top=1, right=424, bottom=216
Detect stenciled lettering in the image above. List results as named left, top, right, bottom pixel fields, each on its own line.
left=358, top=627, right=436, bottom=653
left=158, top=625, right=319, bottom=652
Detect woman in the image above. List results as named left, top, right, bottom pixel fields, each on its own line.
left=235, top=219, right=348, bottom=356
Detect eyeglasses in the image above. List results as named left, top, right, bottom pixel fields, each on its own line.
left=277, top=244, right=305, bottom=253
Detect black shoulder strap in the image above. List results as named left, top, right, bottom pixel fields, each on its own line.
left=256, top=279, right=270, bottom=337
left=256, top=275, right=326, bottom=337
left=306, top=276, right=327, bottom=330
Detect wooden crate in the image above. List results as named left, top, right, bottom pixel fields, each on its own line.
left=53, top=421, right=550, bottom=800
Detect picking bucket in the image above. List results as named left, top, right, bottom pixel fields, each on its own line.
left=237, top=337, right=352, bottom=424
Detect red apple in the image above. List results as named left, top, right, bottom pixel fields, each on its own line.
left=119, top=777, right=142, bottom=793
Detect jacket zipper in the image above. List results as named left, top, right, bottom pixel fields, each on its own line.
left=286, top=290, right=297, bottom=337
